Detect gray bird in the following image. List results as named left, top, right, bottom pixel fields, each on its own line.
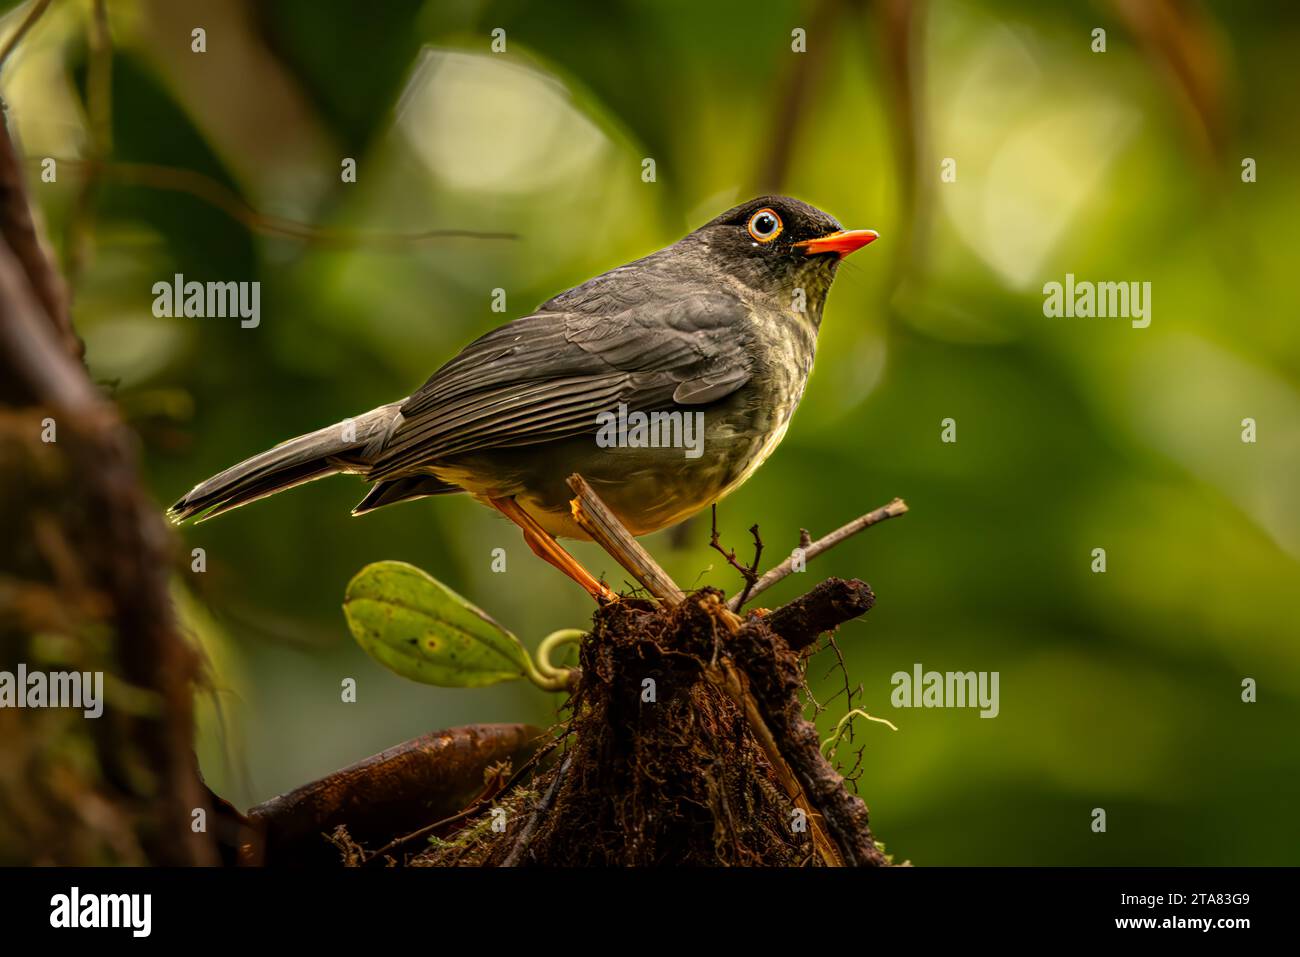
left=169, top=196, right=877, bottom=598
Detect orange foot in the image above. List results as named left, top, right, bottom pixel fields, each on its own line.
left=489, top=496, right=617, bottom=603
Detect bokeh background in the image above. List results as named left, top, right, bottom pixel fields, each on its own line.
left=5, top=0, right=1298, bottom=864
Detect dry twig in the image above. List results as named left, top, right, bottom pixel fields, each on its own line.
left=502, top=754, right=571, bottom=867
left=567, top=474, right=685, bottom=605
left=727, top=498, right=909, bottom=611
left=710, top=503, right=765, bottom=607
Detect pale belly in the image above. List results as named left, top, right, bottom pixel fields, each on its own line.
left=429, top=386, right=803, bottom=539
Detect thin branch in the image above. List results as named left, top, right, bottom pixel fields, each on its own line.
left=567, top=473, right=685, bottom=605
left=727, top=498, right=909, bottom=611
left=88, top=0, right=112, bottom=155
left=709, top=503, right=749, bottom=579
left=0, top=112, right=77, bottom=357
left=42, top=158, right=519, bottom=248
left=502, top=753, right=571, bottom=867
left=754, top=0, right=840, bottom=191
left=736, top=523, right=763, bottom=606
left=0, top=0, right=55, bottom=76
left=0, top=227, right=91, bottom=407
left=709, top=503, right=763, bottom=604
left=64, top=0, right=112, bottom=286
left=358, top=765, right=512, bottom=866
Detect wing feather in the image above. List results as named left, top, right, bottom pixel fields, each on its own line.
left=368, top=291, right=754, bottom=479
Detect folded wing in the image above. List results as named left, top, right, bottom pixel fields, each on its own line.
left=366, top=292, right=754, bottom=481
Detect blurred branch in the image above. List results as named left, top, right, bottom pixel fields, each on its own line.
left=64, top=0, right=113, bottom=285
left=0, top=0, right=54, bottom=76
left=728, top=497, right=908, bottom=611
left=8, top=0, right=511, bottom=261
left=0, top=116, right=78, bottom=359
left=0, top=200, right=91, bottom=408
left=1110, top=0, right=1229, bottom=162
left=87, top=0, right=112, bottom=154
left=42, top=157, right=520, bottom=248
left=871, top=0, right=930, bottom=290
left=755, top=0, right=842, bottom=192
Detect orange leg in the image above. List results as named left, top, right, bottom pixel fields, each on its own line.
left=490, top=496, right=617, bottom=603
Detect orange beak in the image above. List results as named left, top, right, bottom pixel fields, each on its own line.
left=795, top=229, right=879, bottom=259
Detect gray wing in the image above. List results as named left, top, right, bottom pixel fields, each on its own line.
left=366, top=292, right=753, bottom=480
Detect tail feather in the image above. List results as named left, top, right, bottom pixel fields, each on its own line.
left=168, top=404, right=401, bottom=523
left=350, top=474, right=460, bottom=515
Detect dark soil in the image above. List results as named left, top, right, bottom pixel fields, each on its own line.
left=407, top=589, right=877, bottom=866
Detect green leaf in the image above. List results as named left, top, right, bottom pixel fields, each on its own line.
left=343, top=561, right=529, bottom=687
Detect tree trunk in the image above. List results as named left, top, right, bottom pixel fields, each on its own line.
left=0, top=117, right=216, bottom=866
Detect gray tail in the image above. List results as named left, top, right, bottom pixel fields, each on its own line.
left=168, top=404, right=401, bottom=524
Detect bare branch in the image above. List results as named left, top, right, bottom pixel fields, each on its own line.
left=0, top=108, right=77, bottom=358
left=736, top=523, right=763, bottom=606
left=567, top=473, right=685, bottom=606
left=0, top=0, right=55, bottom=76
left=709, top=504, right=763, bottom=604
left=728, top=498, right=909, bottom=611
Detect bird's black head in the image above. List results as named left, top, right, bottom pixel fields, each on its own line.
left=687, top=196, right=877, bottom=316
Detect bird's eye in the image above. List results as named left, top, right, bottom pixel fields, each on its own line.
left=747, top=208, right=783, bottom=243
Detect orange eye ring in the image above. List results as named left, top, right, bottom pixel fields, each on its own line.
left=747, top=208, right=783, bottom=243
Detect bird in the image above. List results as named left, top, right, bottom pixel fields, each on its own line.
left=168, top=196, right=877, bottom=600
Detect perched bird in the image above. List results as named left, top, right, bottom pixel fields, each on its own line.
left=169, top=196, right=877, bottom=599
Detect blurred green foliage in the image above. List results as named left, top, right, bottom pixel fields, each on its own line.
left=5, top=0, right=1298, bottom=864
